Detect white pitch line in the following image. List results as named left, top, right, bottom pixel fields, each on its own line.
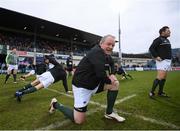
left=89, top=94, right=137, bottom=109
left=43, top=89, right=180, bottom=129
left=38, top=107, right=102, bottom=130
left=46, top=88, right=73, bottom=98
left=115, top=94, right=137, bottom=104
left=38, top=89, right=136, bottom=130
left=38, top=119, right=71, bottom=130
left=136, top=115, right=180, bottom=129
left=118, top=110, right=180, bottom=129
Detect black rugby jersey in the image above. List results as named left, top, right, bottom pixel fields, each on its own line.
left=35, top=63, right=47, bottom=75
left=47, top=57, right=67, bottom=83
left=149, top=36, right=172, bottom=60
left=104, top=54, right=115, bottom=75
left=72, top=45, right=111, bottom=90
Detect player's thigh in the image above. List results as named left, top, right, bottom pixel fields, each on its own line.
left=31, top=79, right=40, bottom=86
left=103, top=82, right=119, bottom=91
left=74, top=109, right=86, bottom=124
left=13, top=69, right=18, bottom=74
left=35, top=83, right=44, bottom=90
left=157, top=70, right=167, bottom=79
left=7, top=65, right=13, bottom=74
left=12, top=65, right=18, bottom=74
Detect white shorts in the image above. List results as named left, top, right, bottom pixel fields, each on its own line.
left=156, top=59, right=171, bottom=71
left=7, top=64, right=18, bottom=71
left=72, top=85, right=99, bottom=108
left=29, top=70, right=35, bottom=75
left=38, top=71, right=54, bottom=88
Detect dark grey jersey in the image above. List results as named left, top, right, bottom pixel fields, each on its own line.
left=149, top=36, right=172, bottom=60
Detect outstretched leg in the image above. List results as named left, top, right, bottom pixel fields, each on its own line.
left=15, top=79, right=41, bottom=102
left=12, top=69, right=17, bottom=83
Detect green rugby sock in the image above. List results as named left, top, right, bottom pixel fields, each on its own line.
left=13, top=74, right=17, bottom=82
left=18, top=83, right=32, bottom=92
left=151, top=79, right=159, bottom=92
left=5, top=74, right=10, bottom=83
left=106, top=90, right=118, bottom=114
left=22, top=86, right=37, bottom=95
left=54, top=102, right=74, bottom=121
left=158, top=79, right=166, bottom=94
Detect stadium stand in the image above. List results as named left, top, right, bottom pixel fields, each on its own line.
left=0, top=7, right=179, bottom=71
left=0, top=7, right=102, bottom=52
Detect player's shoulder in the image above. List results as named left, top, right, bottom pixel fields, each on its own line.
left=89, top=45, right=103, bottom=55
left=152, top=37, right=161, bottom=43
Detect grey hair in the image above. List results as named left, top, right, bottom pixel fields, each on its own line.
left=99, top=35, right=116, bottom=45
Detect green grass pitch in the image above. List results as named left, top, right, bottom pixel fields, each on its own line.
left=0, top=71, right=180, bottom=130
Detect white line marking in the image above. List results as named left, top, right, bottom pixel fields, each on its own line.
left=136, top=115, right=179, bottom=129
left=38, top=107, right=102, bottom=130
left=38, top=89, right=136, bottom=130
left=46, top=88, right=73, bottom=98
left=115, top=94, right=137, bottom=104
left=118, top=110, right=180, bottom=129
left=41, top=89, right=180, bottom=129
left=89, top=94, right=137, bottom=108
left=38, top=119, right=71, bottom=130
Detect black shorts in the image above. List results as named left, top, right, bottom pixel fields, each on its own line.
left=74, top=106, right=87, bottom=112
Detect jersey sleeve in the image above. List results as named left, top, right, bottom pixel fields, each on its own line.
left=149, top=38, right=160, bottom=58
left=5, top=53, right=10, bottom=64
left=109, top=56, right=115, bottom=74
left=87, top=49, right=111, bottom=84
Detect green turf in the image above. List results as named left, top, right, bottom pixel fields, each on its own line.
left=0, top=71, right=180, bottom=130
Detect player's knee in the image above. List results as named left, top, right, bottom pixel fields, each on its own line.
left=74, top=118, right=85, bottom=124
left=74, top=115, right=86, bottom=124
left=74, top=107, right=86, bottom=124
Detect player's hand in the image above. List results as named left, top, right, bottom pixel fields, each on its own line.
left=109, top=74, right=116, bottom=81
left=156, top=56, right=162, bottom=61
left=109, top=75, right=119, bottom=86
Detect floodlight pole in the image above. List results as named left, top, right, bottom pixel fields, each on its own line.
left=33, top=25, right=37, bottom=65
left=71, top=36, right=73, bottom=54
left=118, top=12, right=122, bottom=65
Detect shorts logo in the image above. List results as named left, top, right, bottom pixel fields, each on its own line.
left=83, top=101, right=86, bottom=104
left=78, top=108, right=83, bottom=111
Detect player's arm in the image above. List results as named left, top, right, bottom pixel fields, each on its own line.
left=109, top=56, right=116, bottom=75
left=149, top=38, right=162, bottom=61
left=48, top=57, right=59, bottom=66
left=87, top=50, right=111, bottom=84
left=5, top=53, right=10, bottom=67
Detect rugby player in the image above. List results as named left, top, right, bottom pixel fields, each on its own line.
left=149, top=26, right=172, bottom=97
left=15, top=55, right=69, bottom=102
left=49, top=35, right=125, bottom=124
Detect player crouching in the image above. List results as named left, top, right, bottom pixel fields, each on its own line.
left=14, top=55, right=69, bottom=102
